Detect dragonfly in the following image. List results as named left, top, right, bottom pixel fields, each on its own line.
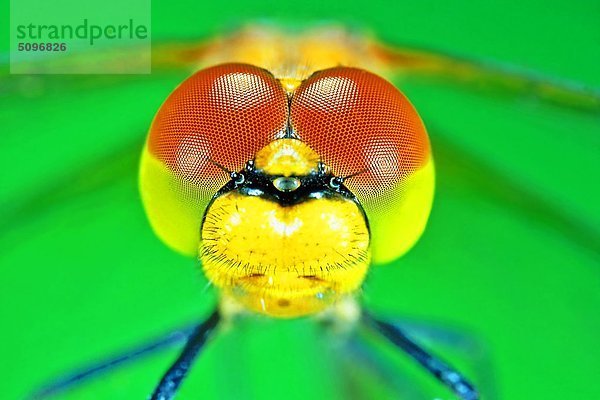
left=3, top=24, right=599, bottom=400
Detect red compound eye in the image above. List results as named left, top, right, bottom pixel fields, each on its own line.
left=148, top=63, right=288, bottom=191
left=290, top=67, right=431, bottom=205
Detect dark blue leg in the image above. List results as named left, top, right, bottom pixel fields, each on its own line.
left=149, top=309, right=220, bottom=400
left=28, top=309, right=220, bottom=400
left=362, top=312, right=480, bottom=400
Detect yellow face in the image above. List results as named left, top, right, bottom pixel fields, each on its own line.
left=200, top=139, right=370, bottom=317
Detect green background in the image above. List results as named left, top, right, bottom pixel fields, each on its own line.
left=1, top=0, right=599, bottom=399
